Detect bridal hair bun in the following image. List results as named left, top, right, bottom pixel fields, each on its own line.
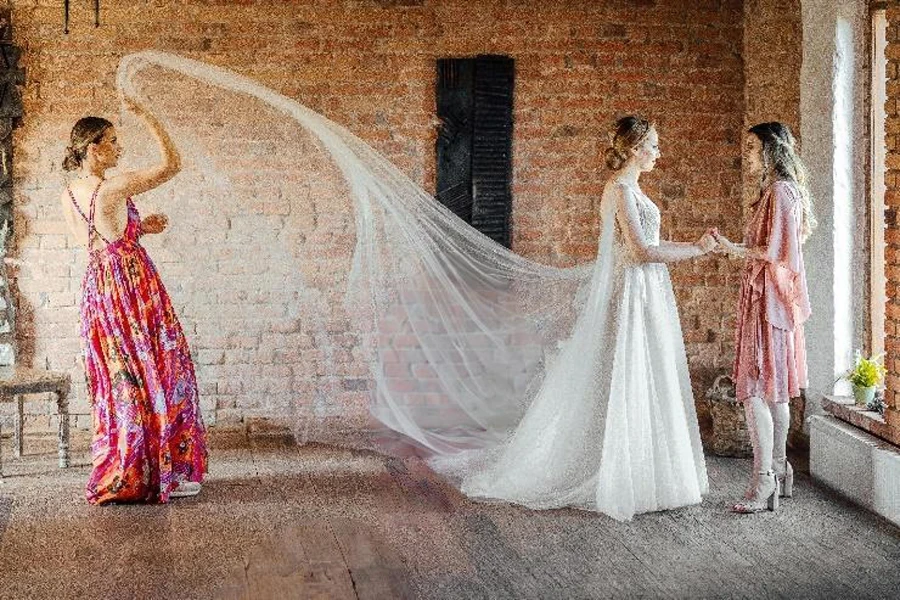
left=604, top=146, right=627, bottom=170
left=62, top=116, right=113, bottom=172
left=62, top=145, right=82, bottom=172
left=604, top=115, right=652, bottom=171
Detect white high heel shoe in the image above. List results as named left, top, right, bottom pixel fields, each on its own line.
left=170, top=481, right=202, bottom=498
left=731, top=471, right=778, bottom=513
left=774, top=459, right=794, bottom=498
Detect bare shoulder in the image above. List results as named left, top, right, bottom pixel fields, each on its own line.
left=60, top=179, right=85, bottom=209
left=65, top=177, right=114, bottom=216
left=605, top=178, right=629, bottom=193
left=58, top=182, right=87, bottom=242
left=58, top=187, right=75, bottom=222
left=77, top=175, right=127, bottom=210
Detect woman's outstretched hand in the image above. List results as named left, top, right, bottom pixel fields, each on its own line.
left=696, top=230, right=718, bottom=254
left=141, top=213, right=168, bottom=235
left=122, top=94, right=150, bottom=118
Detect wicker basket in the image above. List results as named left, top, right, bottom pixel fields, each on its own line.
left=704, top=374, right=753, bottom=457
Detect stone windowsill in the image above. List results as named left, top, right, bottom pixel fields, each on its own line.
left=822, top=396, right=893, bottom=445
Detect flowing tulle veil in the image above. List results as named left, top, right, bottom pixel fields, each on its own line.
left=114, top=51, right=617, bottom=458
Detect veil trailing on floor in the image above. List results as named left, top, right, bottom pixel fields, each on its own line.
left=114, top=51, right=611, bottom=456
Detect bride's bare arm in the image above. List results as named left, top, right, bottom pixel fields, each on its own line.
left=613, top=184, right=712, bottom=263
left=658, top=239, right=712, bottom=252
left=100, top=96, right=181, bottom=206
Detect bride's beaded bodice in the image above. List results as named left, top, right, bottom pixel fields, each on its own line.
left=610, top=183, right=661, bottom=263
left=632, top=187, right=661, bottom=245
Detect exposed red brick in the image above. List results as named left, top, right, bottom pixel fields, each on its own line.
left=11, top=0, right=748, bottom=432
left=884, top=6, right=900, bottom=445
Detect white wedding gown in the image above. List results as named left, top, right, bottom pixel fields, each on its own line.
left=443, top=181, right=709, bottom=521
left=114, top=52, right=707, bottom=521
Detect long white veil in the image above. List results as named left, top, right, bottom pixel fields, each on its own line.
left=114, top=51, right=610, bottom=455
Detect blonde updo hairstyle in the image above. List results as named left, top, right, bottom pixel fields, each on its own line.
left=62, top=117, right=113, bottom=172
left=604, top=115, right=653, bottom=170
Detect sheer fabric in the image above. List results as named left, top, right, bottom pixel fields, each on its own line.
left=435, top=183, right=708, bottom=520
left=114, top=52, right=706, bottom=519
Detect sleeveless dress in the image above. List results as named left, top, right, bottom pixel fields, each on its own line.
left=69, top=182, right=207, bottom=504
left=444, top=181, right=708, bottom=521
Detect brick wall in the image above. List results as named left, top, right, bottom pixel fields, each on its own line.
left=10, top=0, right=745, bottom=434
left=882, top=6, right=900, bottom=447
left=742, top=0, right=805, bottom=447
left=743, top=0, right=801, bottom=208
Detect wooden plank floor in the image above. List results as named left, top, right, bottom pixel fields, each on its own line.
left=1, top=433, right=899, bottom=599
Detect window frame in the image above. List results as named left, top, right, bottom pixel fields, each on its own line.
left=868, top=3, right=887, bottom=359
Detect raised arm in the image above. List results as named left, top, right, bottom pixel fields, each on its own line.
left=100, top=96, right=181, bottom=206
left=613, top=184, right=712, bottom=263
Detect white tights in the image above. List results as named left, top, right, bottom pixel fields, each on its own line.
left=745, top=396, right=790, bottom=475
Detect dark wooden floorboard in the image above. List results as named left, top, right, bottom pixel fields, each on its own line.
left=1, top=435, right=899, bottom=599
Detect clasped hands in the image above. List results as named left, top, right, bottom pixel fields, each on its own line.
left=695, top=228, right=740, bottom=257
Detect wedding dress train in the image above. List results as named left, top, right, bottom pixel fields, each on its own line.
left=115, top=52, right=707, bottom=521
left=440, top=182, right=708, bottom=520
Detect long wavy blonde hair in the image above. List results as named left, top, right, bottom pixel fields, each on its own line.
left=748, top=121, right=816, bottom=243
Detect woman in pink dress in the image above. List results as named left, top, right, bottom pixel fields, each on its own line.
left=59, top=97, right=207, bottom=504
left=714, top=122, right=814, bottom=513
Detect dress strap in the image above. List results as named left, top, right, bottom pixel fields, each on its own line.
left=68, top=181, right=110, bottom=250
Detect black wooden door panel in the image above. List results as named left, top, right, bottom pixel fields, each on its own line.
left=436, top=55, right=514, bottom=248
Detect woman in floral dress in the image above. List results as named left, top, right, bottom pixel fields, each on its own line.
left=59, top=97, right=207, bottom=504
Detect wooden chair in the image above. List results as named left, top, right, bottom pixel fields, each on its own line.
left=0, top=366, right=71, bottom=480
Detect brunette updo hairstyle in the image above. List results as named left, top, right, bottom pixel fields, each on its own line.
left=62, top=117, right=113, bottom=172
left=604, top=115, right=652, bottom=170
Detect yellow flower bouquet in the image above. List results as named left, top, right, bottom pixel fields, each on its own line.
left=842, top=351, right=887, bottom=406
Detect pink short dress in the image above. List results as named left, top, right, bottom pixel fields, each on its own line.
left=733, top=180, right=810, bottom=405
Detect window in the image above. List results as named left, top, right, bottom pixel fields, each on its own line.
left=870, top=6, right=887, bottom=358
left=435, top=55, right=514, bottom=248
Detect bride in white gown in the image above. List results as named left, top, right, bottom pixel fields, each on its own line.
left=112, top=54, right=710, bottom=522
left=451, top=117, right=712, bottom=520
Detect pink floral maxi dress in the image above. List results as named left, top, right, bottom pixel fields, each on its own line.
left=733, top=180, right=811, bottom=405
left=70, top=183, right=207, bottom=504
